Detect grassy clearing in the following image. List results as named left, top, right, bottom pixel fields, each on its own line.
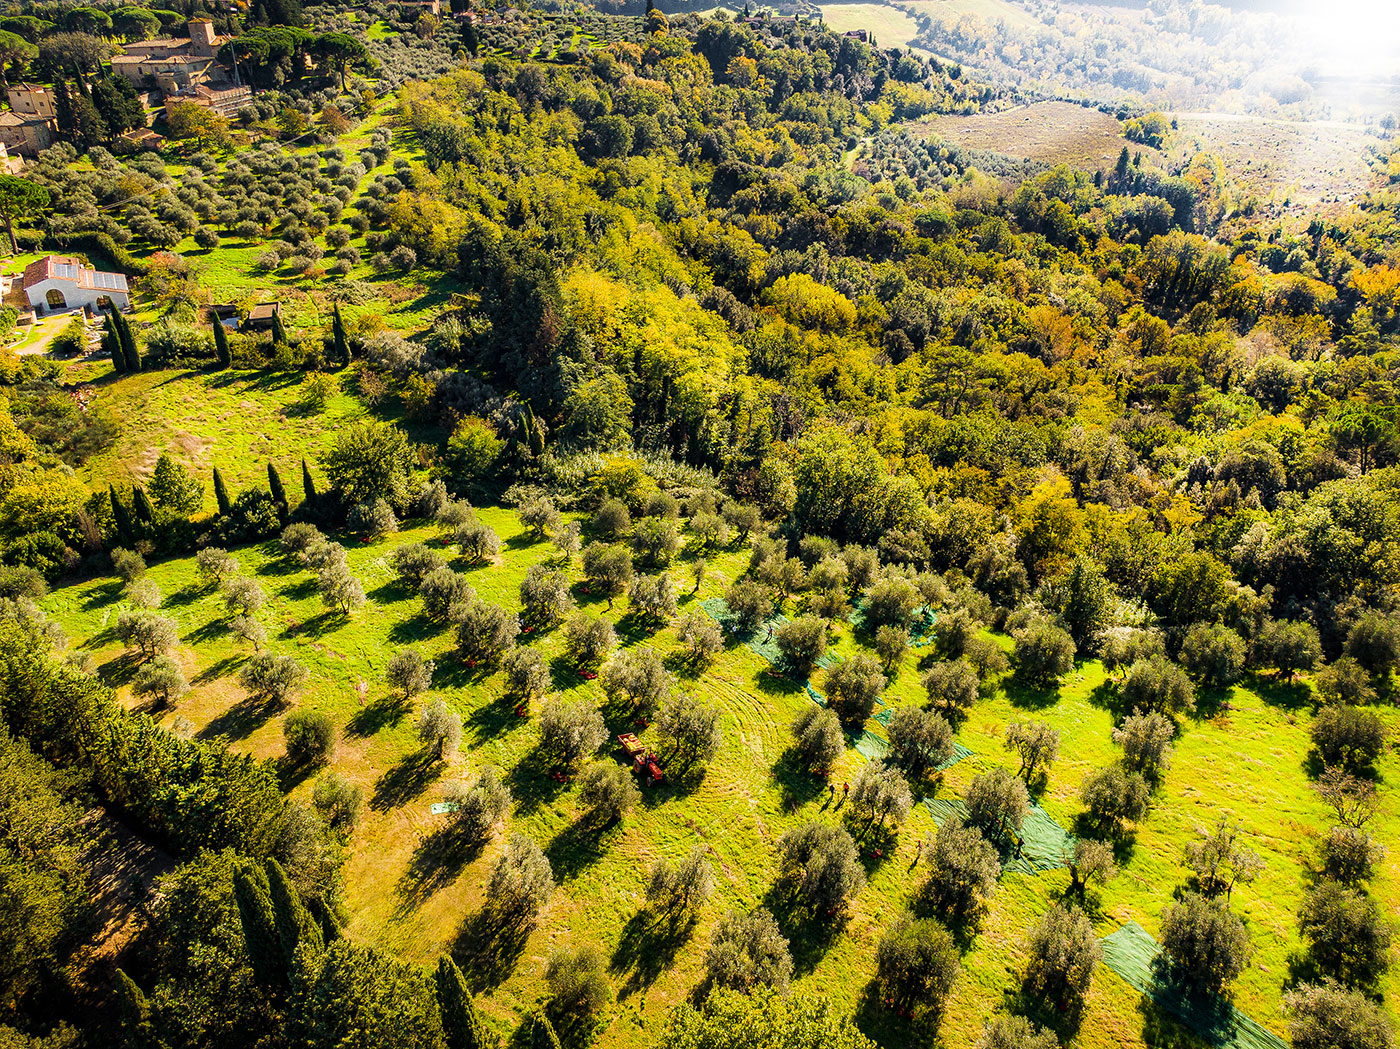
left=42, top=509, right=1400, bottom=1048
left=64, top=364, right=368, bottom=505
left=818, top=3, right=921, bottom=48
left=910, top=101, right=1163, bottom=174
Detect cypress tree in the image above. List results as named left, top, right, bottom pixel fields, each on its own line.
left=52, top=79, right=74, bottom=135
left=526, top=406, right=544, bottom=457
left=132, top=486, right=155, bottom=525
left=115, top=309, right=141, bottom=372
left=435, top=956, right=486, bottom=1049
left=330, top=303, right=349, bottom=366
left=213, top=316, right=231, bottom=369
left=307, top=895, right=341, bottom=944
left=109, top=485, right=134, bottom=541
left=116, top=968, right=159, bottom=1049
left=268, top=462, right=287, bottom=513
left=73, top=65, right=90, bottom=99
left=264, top=858, right=323, bottom=975
left=233, top=865, right=284, bottom=992
left=524, top=1013, right=561, bottom=1049
left=213, top=467, right=231, bottom=516
left=271, top=307, right=287, bottom=345
left=301, top=458, right=318, bottom=505
left=103, top=312, right=125, bottom=374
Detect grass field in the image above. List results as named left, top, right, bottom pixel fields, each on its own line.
left=818, top=3, right=922, bottom=49
left=911, top=102, right=1163, bottom=175
left=41, top=498, right=1400, bottom=1049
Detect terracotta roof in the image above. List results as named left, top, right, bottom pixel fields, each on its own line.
left=22, top=256, right=129, bottom=293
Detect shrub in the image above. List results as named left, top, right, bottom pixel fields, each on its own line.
left=239, top=652, right=309, bottom=705
left=299, top=371, right=339, bottom=413
left=1160, top=892, right=1252, bottom=994
left=578, top=761, right=640, bottom=825
left=538, top=699, right=607, bottom=769
left=922, top=658, right=980, bottom=723
left=875, top=914, right=959, bottom=1016
left=825, top=653, right=886, bottom=726
left=416, top=697, right=462, bottom=759
left=1315, top=658, right=1378, bottom=707
left=283, top=709, right=336, bottom=766
left=705, top=908, right=792, bottom=994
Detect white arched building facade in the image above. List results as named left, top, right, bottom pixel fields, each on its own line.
left=22, top=256, right=130, bottom=315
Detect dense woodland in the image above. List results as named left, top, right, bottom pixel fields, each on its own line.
left=0, top=0, right=1399, bottom=1048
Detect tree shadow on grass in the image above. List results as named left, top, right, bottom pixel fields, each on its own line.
left=347, top=693, right=410, bottom=737
left=1002, top=677, right=1061, bottom=711
left=545, top=818, right=618, bottom=885
left=663, top=650, right=707, bottom=682
left=98, top=650, right=144, bottom=688
left=549, top=654, right=590, bottom=692
left=396, top=825, right=485, bottom=915
left=1072, top=813, right=1137, bottom=866
left=852, top=979, right=944, bottom=1049
left=277, top=577, right=319, bottom=601
left=286, top=609, right=345, bottom=639
left=761, top=885, right=847, bottom=977
left=367, top=579, right=416, bottom=605
left=388, top=613, right=447, bottom=646
left=192, top=654, right=242, bottom=685
left=199, top=694, right=279, bottom=743
left=770, top=748, right=827, bottom=811
left=453, top=904, right=533, bottom=993
left=186, top=619, right=227, bottom=645
left=1008, top=980, right=1091, bottom=1042
left=467, top=689, right=526, bottom=742
left=1250, top=674, right=1311, bottom=711
left=610, top=907, right=697, bottom=1000
left=370, top=748, right=444, bottom=812
left=906, top=884, right=984, bottom=952
left=507, top=748, right=569, bottom=818
left=850, top=821, right=901, bottom=874
left=82, top=580, right=124, bottom=611
left=164, top=583, right=206, bottom=607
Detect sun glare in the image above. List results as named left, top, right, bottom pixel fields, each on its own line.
left=1292, top=0, right=1400, bottom=77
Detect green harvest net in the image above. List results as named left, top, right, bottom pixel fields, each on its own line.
left=1100, top=923, right=1288, bottom=1049
left=920, top=795, right=1074, bottom=875
left=850, top=600, right=939, bottom=645
left=700, top=598, right=840, bottom=674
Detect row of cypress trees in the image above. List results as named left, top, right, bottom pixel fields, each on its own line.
left=103, top=307, right=141, bottom=373
left=116, top=858, right=500, bottom=1049
left=210, top=304, right=337, bottom=372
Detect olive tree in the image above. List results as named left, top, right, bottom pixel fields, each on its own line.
left=578, top=761, right=640, bottom=825
left=283, top=709, right=336, bottom=766
left=390, top=542, right=445, bottom=587
left=1320, top=826, right=1384, bottom=886
left=445, top=766, right=511, bottom=844
left=385, top=647, right=435, bottom=699
left=725, top=579, right=772, bottom=633
left=1180, top=622, right=1247, bottom=687
left=825, top=653, right=886, bottom=727
left=646, top=846, right=714, bottom=919
left=563, top=612, right=616, bottom=671
left=417, top=697, right=462, bottom=760
left=1113, top=709, right=1175, bottom=782
left=1256, top=618, right=1323, bottom=680
left=1065, top=838, right=1118, bottom=902
left=847, top=761, right=914, bottom=837
left=115, top=610, right=179, bottom=660
left=628, top=572, right=677, bottom=626
left=487, top=832, right=554, bottom=924
left=1013, top=621, right=1075, bottom=689
left=924, top=818, right=999, bottom=920
left=1080, top=764, right=1151, bottom=831
left=875, top=914, right=960, bottom=1017
left=790, top=705, right=845, bottom=773
left=1183, top=817, right=1264, bottom=899
left=1022, top=903, right=1101, bottom=1016
left=538, top=699, right=607, bottom=770
left=1299, top=881, right=1393, bottom=987
left=454, top=599, right=519, bottom=667
left=676, top=607, right=724, bottom=668
left=886, top=706, right=953, bottom=775
left=1004, top=720, right=1060, bottom=781
left=132, top=654, right=189, bottom=708
left=775, top=822, right=866, bottom=918
left=519, top=564, right=574, bottom=629
left=239, top=652, right=309, bottom=706
left=965, top=767, right=1029, bottom=843
left=922, top=658, right=980, bottom=724
left=419, top=568, right=475, bottom=622
left=1159, top=892, right=1252, bottom=994
left=1311, top=704, right=1387, bottom=775
left=1285, top=978, right=1394, bottom=1049
left=978, top=1016, right=1059, bottom=1049
left=657, top=691, right=722, bottom=774
left=196, top=546, right=239, bottom=587
left=502, top=646, right=551, bottom=703
left=774, top=615, right=828, bottom=677
left=1121, top=654, right=1195, bottom=716
left=705, top=908, right=793, bottom=994
left=599, top=646, right=673, bottom=719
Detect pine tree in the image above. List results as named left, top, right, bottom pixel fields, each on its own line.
left=213, top=467, right=232, bottom=516
left=268, top=462, right=287, bottom=513
left=523, top=1013, right=561, bottom=1049
left=233, top=865, right=284, bottom=992
left=271, top=307, right=287, bottom=345
left=132, top=486, right=155, bottom=525
left=213, top=315, right=231, bottom=369
left=330, top=303, right=349, bottom=366
left=104, top=312, right=125, bottom=374
left=264, top=858, right=323, bottom=976
left=301, top=458, right=318, bottom=505
left=435, top=956, right=487, bottom=1049
left=109, top=485, right=134, bottom=541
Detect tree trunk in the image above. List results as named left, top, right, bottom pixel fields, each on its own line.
left=4, top=214, right=15, bottom=256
